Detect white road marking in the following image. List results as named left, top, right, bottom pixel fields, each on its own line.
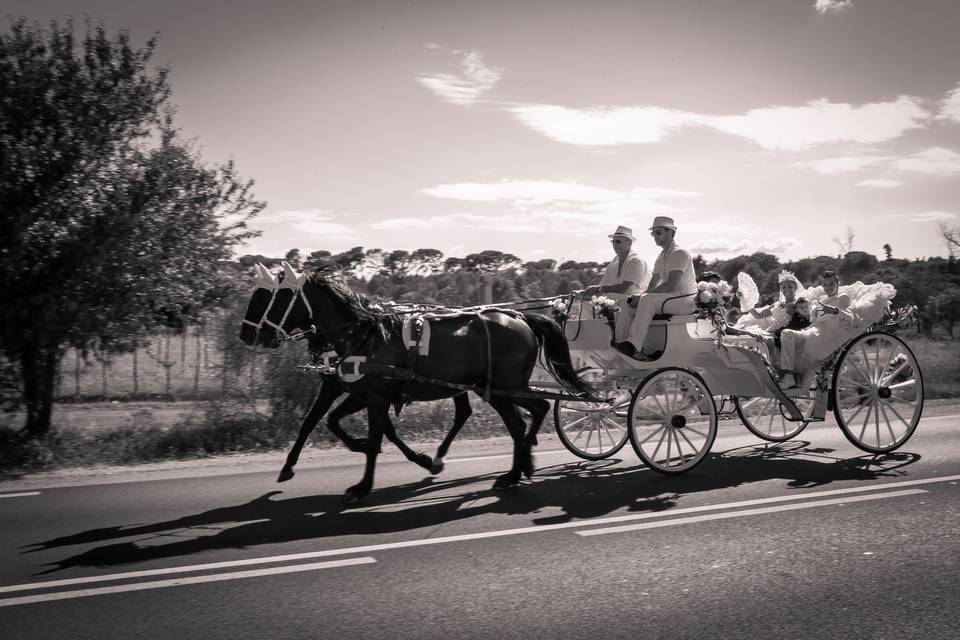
left=0, top=557, right=376, bottom=608
left=3, top=473, right=958, bottom=597
left=0, top=492, right=40, bottom=499
left=577, top=489, right=927, bottom=537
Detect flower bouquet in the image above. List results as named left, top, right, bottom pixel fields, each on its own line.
left=549, top=296, right=571, bottom=324
left=591, top=295, right=620, bottom=329
left=695, top=280, right=730, bottom=347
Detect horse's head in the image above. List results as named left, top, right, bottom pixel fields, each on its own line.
left=258, top=261, right=318, bottom=348
left=239, top=263, right=281, bottom=346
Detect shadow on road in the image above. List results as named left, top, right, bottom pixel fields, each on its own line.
left=25, top=442, right=921, bottom=575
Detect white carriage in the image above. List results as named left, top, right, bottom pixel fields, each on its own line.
left=541, top=300, right=924, bottom=474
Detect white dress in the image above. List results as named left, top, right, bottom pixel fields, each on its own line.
left=798, top=282, right=897, bottom=363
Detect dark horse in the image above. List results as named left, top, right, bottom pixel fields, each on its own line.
left=251, top=262, right=595, bottom=504
left=239, top=264, right=473, bottom=483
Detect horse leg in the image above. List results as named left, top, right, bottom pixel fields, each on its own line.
left=278, top=381, right=342, bottom=483
left=515, top=397, right=549, bottom=478
left=431, top=392, right=473, bottom=474
left=327, top=393, right=374, bottom=453
left=487, top=397, right=528, bottom=490
left=381, top=415, right=434, bottom=473
left=343, top=396, right=388, bottom=505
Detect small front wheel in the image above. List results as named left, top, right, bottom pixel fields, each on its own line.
left=832, top=331, right=923, bottom=453
left=554, top=388, right=631, bottom=460
left=627, top=368, right=717, bottom=474
left=735, top=395, right=811, bottom=442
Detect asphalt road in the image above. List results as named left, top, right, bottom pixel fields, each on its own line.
left=2, top=406, right=959, bottom=640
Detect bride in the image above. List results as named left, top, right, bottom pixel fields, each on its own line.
left=736, top=270, right=806, bottom=332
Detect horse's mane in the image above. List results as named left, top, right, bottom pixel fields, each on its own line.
left=303, top=264, right=401, bottom=338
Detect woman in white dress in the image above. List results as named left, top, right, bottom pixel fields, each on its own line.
left=779, top=270, right=897, bottom=387
left=736, top=270, right=806, bottom=332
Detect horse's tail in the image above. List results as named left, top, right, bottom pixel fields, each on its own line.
left=521, top=312, right=599, bottom=400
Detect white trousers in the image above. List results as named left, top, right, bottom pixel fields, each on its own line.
left=779, top=329, right=806, bottom=372
left=621, top=293, right=695, bottom=351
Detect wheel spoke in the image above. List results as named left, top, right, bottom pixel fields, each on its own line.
left=665, top=426, right=673, bottom=466
left=858, top=342, right=875, bottom=384
left=637, top=423, right=666, bottom=446
left=684, top=425, right=709, bottom=439
left=880, top=398, right=912, bottom=431
left=841, top=398, right=868, bottom=426
left=676, top=426, right=699, bottom=454
left=649, top=424, right=669, bottom=460
left=845, top=356, right=874, bottom=387
left=887, top=379, right=916, bottom=391
left=877, top=400, right=898, bottom=445
left=858, top=401, right=875, bottom=441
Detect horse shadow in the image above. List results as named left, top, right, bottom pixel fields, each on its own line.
left=25, top=442, right=921, bottom=575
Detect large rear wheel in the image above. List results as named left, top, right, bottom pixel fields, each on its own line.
left=832, top=331, right=923, bottom=453
left=627, top=368, right=717, bottom=474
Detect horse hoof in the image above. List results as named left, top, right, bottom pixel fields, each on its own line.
left=415, top=454, right=434, bottom=472
left=343, top=484, right=370, bottom=505
left=277, top=468, right=294, bottom=483
left=430, top=460, right=445, bottom=475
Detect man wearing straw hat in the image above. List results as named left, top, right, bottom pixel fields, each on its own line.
left=616, top=216, right=697, bottom=359
left=582, top=225, right=650, bottom=343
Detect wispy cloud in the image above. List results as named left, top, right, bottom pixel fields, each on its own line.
left=814, top=0, right=854, bottom=15
left=888, top=211, right=957, bottom=222
left=417, top=48, right=502, bottom=106
left=505, top=97, right=926, bottom=150
left=420, top=180, right=621, bottom=204
left=940, top=83, right=960, bottom=122
left=800, top=155, right=892, bottom=174
left=855, top=179, right=903, bottom=188
left=892, top=147, right=960, bottom=174
left=506, top=104, right=690, bottom=145
left=687, top=236, right=799, bottom=255
left=802, top=148, right=960, bottom=176
left=254, top=208, right=358, bottom=240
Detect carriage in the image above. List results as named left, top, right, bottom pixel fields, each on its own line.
left=242, top=262, right=923, bottom=500
left=537, top=297, right=923, bottom=474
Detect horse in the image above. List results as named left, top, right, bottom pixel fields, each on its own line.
left=239, top=264, right=474, bottom=483
left=252, top=261, right=596, bottom=504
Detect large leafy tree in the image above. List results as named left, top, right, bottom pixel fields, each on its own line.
left=0, top=18, right=263, bottom=436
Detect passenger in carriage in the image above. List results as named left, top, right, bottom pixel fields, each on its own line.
left=779, top=270, right=852, bottom=388
left=615, top=216, right=698, bottom=360
left=737, top=270, right=805, bottom=332
left=582, top=225, right=650, bottom=339
left=583, top=225, right=650, bottom=300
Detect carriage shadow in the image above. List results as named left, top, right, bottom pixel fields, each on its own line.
left=27, top=443, right=920, bottom=575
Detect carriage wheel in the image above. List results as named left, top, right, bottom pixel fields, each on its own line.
left=832, top=331, right=924, bottom=453
left=734, top=395, right=811, bottom=442
left=627, top=368, right=717, bottom=474
left=554, top=388, right=631, bottom=460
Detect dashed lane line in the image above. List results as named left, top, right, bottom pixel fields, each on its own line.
left=577, top=489, right=927, bottom=536
left=0, top=557, right=376, bottom=608
left=0, top=492, right=40, bottom=499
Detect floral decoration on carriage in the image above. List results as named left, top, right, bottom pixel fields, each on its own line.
left=695, top=279, right=733, bottom=346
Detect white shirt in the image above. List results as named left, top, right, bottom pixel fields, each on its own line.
left=599, top=251, right=649, bottom=298
left=653, top=242, right=697, bottom=295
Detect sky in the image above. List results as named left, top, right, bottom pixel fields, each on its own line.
left=7, top=0, right=960, bottom=266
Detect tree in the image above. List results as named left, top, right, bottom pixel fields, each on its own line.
left=0, top=19, right=263, bottom=436
left=941, top=223, right=960, bottom=258
left=883, top=244, right=893, bottom=261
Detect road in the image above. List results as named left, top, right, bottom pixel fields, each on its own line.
left=2, top=405, right=959, bottom=639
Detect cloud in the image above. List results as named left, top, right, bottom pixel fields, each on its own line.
left=855, top=179, right=904, bottom=188
left=940, top=83, right=960, bottom=122
left=506, top=104, right=691, bottom=145
left=505, top=97, right=926, bottom=150
left=814, top=0, right=853, bottom=15
left=686, top=236, right=799, bottom=255
left=888, top=211, right=957, bottom=222
left=800, top=155, right=892, bottom=174
left=254, top=208, right=358, bottom=240
left=702, top=97, right=926, bottom=150
left=420, top=180, right=622, bottom=204
left=892, top=147, right=960, bottom=174
left=416, top=49, right=502, bottom=106
left=802, top=147, right=960, bottom=177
